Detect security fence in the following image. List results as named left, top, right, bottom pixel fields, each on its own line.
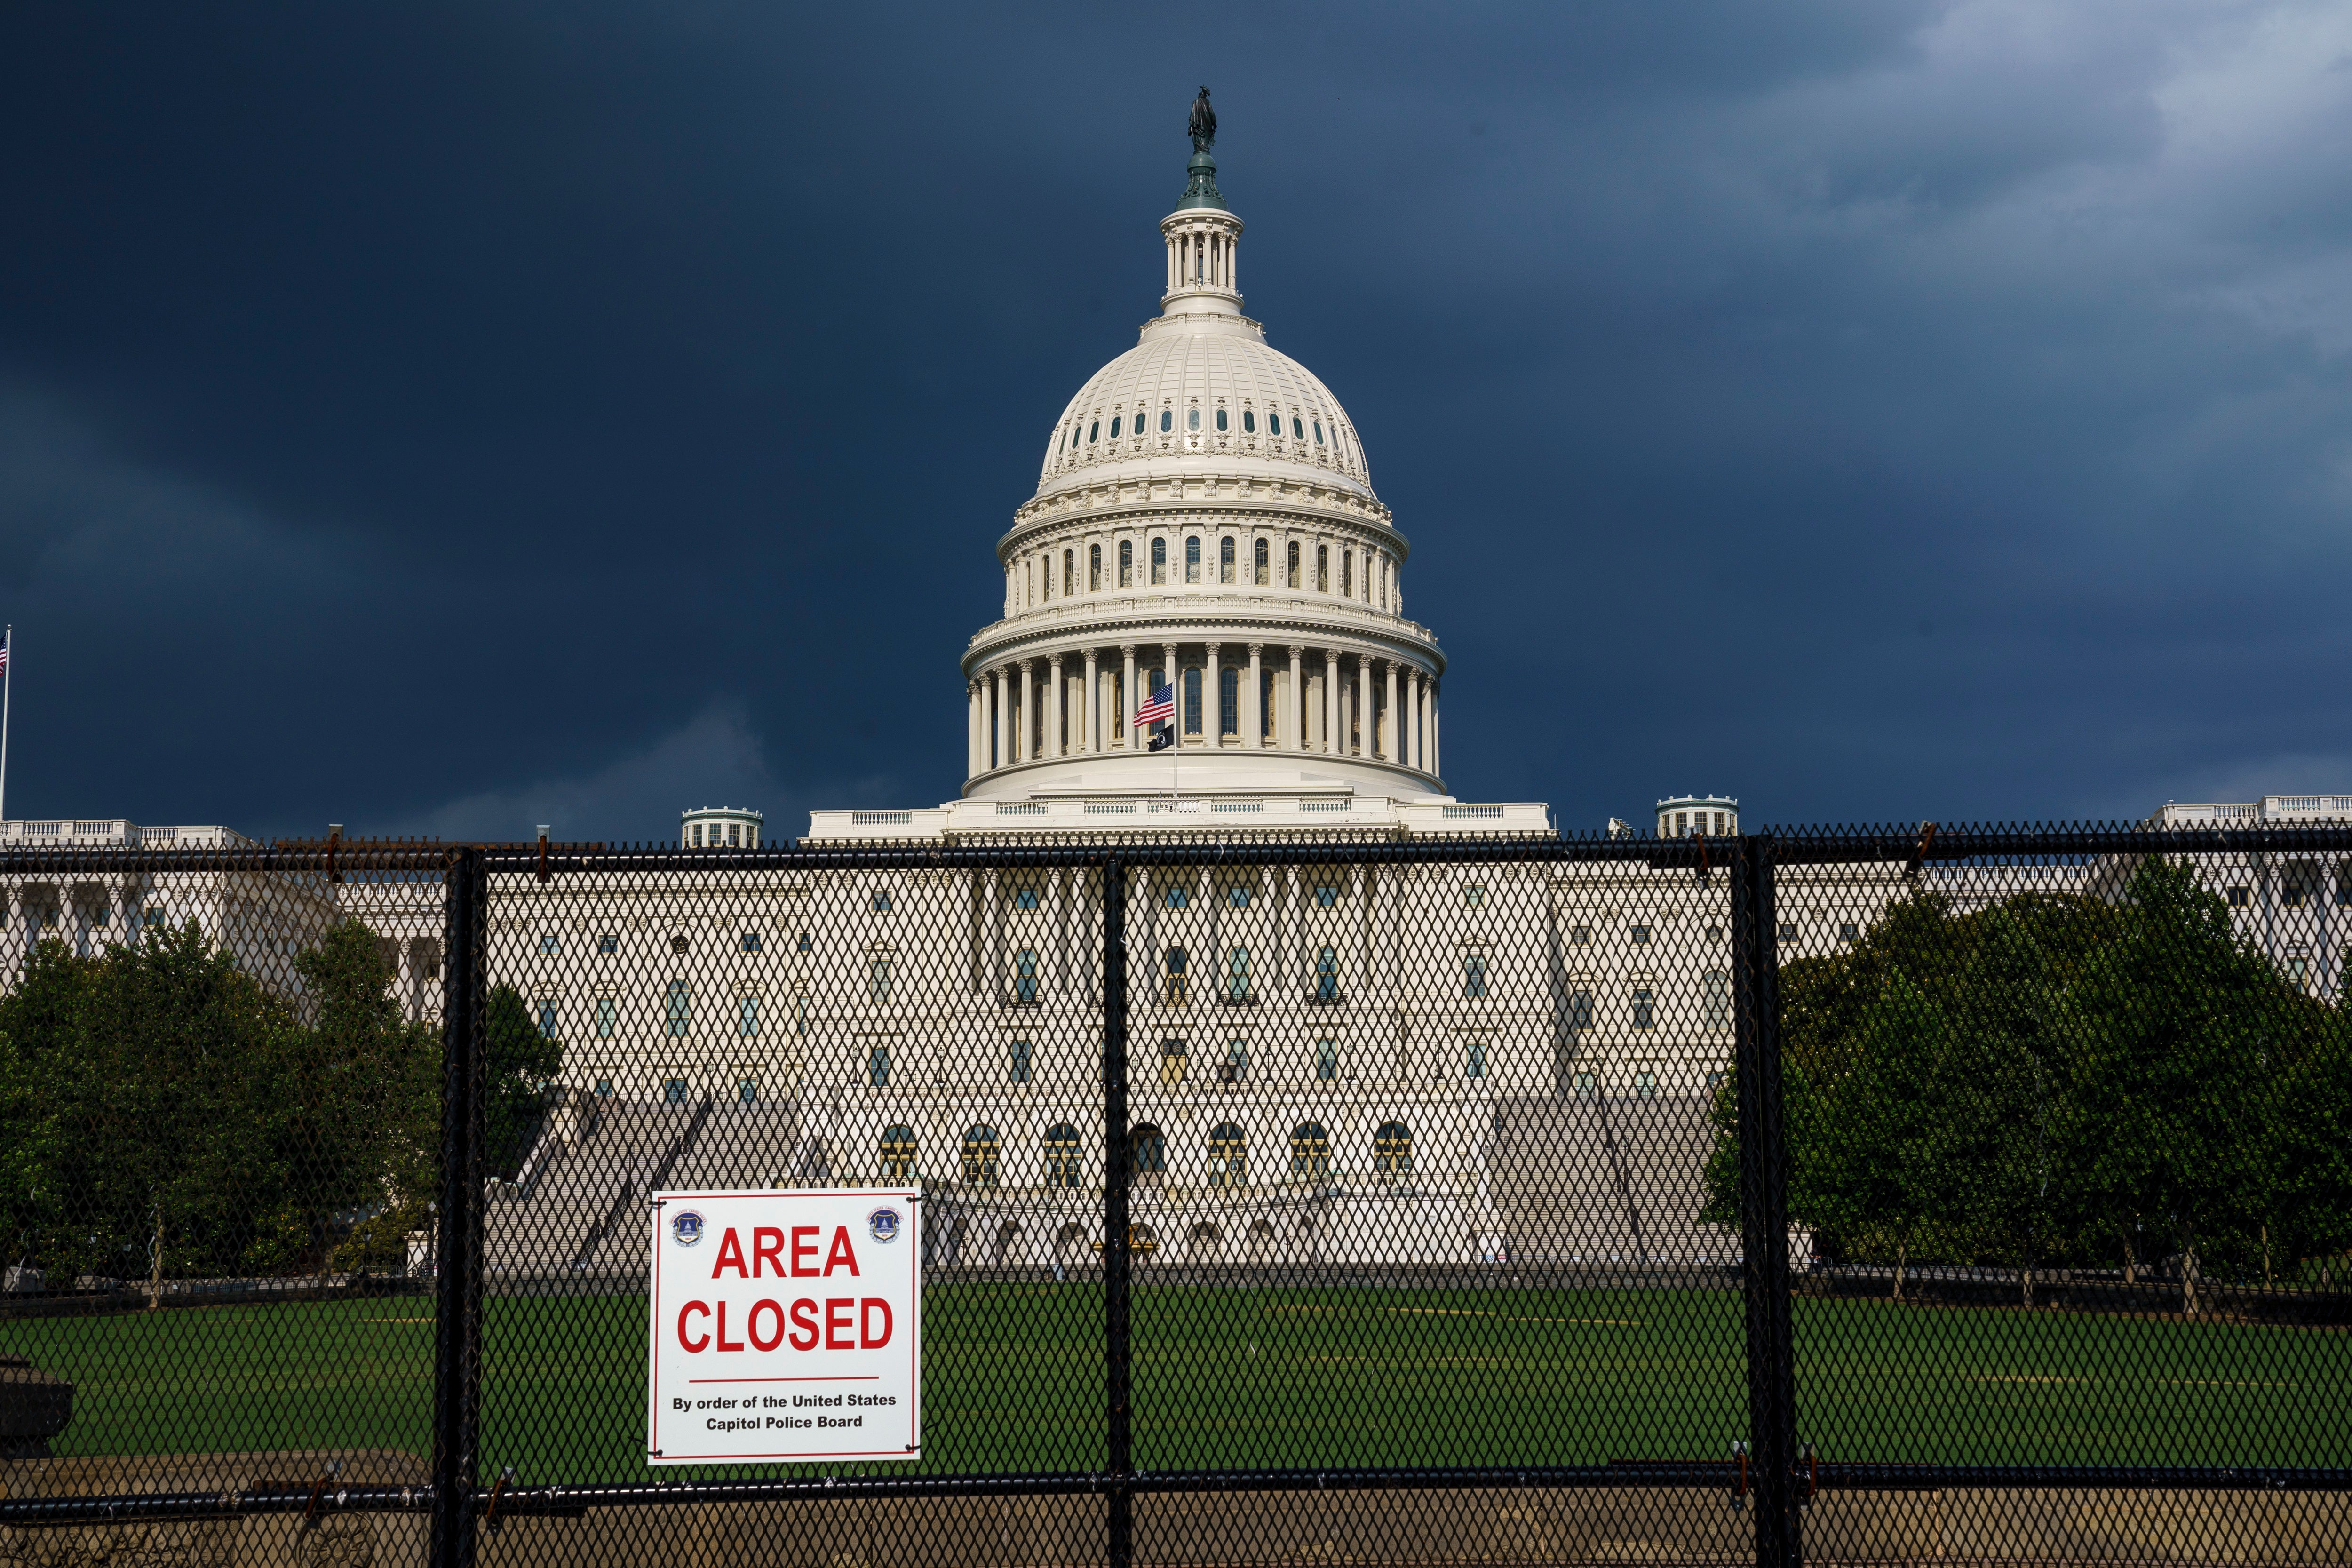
left=0, top=824, right=2348, bottom=1568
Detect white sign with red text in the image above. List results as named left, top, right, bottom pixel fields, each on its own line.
left=645, top=1189, right=921, bottom=1465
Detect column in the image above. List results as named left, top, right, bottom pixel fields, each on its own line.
left=1205, top=643, right=1222, bottom=747
left=967, top=681, right=980, bottom=776
left=1162, top=641, right=1181, bottom=751
left=1409, top=670, right=1425, bottom=772
left=1120, top=645, right=1137, bottom=750
left=1324, top=649, right=1343, bottom=755
left=1354, top=655, right=1373, bottom=760
left=1018, top=660, right=1035, bottom=763
left=1247, top=644, right=1264, bottom=749
left=1383, top=660, right=1399, bottom=763
left=1083, top=648, right=1100, bottom=754
left=1047, top=653, right=1065, bottom=758
left=1287, top=646, right=1304, bottom=751
left=1430, top=685, right=1441, bottom=777
left=992, top=667, right=1008, bottom=771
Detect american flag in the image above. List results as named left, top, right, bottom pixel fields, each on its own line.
left=1133, top=681, right=1175, bottom=727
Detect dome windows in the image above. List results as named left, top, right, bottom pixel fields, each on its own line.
left=1219, top=536, right=1235, bottom=583
left=1110, top=415, right=1122, bottom=439
left=1215, top=407, right=1228, bottom=432
left=1151, top=538, right=1167, bottom=585
left=1119, top=540, right=1133, bottom=587
left=1160, top=408, right=1172, bottom=434
left=1184, top=536, right=1201, bottom=583
left=1242, top=409, right=1256, bottom=434
left=1292, top=415, right=1305, bottom=440
left=1088, top=420, right=1099, bottom=444
left=1254, top=539, right=1269, bottom=585
left=1313, top=420, right=1325, bottom=445
left=1187, top=407, right=1200, bottom=432
left=1287, top=541, right=1301, bottom=588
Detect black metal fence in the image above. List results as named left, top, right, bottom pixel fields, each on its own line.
left=2, top=824, right=2349, bottom=1567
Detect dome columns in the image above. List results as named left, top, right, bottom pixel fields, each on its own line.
left=1161, top=209, right=1244, bottom=317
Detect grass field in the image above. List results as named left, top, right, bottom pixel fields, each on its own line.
left=5, top=1287, right=2343, bottom=1482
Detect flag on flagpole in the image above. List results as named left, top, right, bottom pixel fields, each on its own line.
left=1133, top=681, right=1175, bottom=727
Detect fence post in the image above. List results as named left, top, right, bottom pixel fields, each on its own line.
left=1100, top=856, right=1133, bottom=1568
left=1732, top=834, right=1801, bottom=1568
left=430, top=848, right=487, bottom=1568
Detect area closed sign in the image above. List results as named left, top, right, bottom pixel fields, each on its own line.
left=646, top=1189, right=921, bottom=1464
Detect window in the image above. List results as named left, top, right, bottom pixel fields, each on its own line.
left=962, top=1125, right=1000, bottom=1186
left=1704, top=970, right=1729, bottom=1028
left=1243, top=408, right=1256, bottom=434
left=1315, top=883, right=1339, bottom=907
left=1227, top=884, right=1251, bottom=909
left=1120, top=540, right=1133, bottom=586
left=739, top=995, right=760, bottom=1036
left=1088, top=420, right=1099, bottom=443
left=1838, top=922, right=1859, bottom=942
left=596, top=997, right=615, bottom=1038
left=1090, top=543, right=1102, bottom=590
left=1208, top=1123, right=1246, bottom=1186
left=1291, top=1122, right=1330, bottom=1177
left=1219, top=536, right=1234, bottom=583
left=691, top=825, right=702, bottom=847
left=1223, top=1039, right=1248, bottom=1083
left=1630, top=924, right=1651, bottom=945
left=539, top=932, right=560, bottom=955
left=2287, top=948, right=2311, bottom=985
left=1160, top=1038, right=1187, bottom=1086
left=1219, top=665, right=1239, bottom=734
left=869, top=1046, right=893, bottom=1090
left=870, top=956, right=893, bottom=1001
left=1216, top=406, right=1228, bottom=431
left=1314, top=945, right=1338, bottom=1001
left=740, top=931, right=763, bottom=952
left=880, top=1124, right=914, bottom=1179
left=797, top=931, right=811, bottom=953
left=1183, top=667, right=1202, bottom=734
left=665, top=979, right=690, bottom=1037
left=1160, top=408, right=1173, bottom=433
left=873, top=890, right=892, bottom=912
left=1312, top=420, right=1324, bottom=445
left=1164, top=946, right=1188, bottom=1006
left=594, top=1078, right=614, bottom=1098
left=1467, top=1036, right=1487, bottom=1080
left=1316, top=545, right=1329, bottom=592
left=727, top=823, right=741, bottom=847
left=538, top=1000, right=560, bottom=1037
left=1152, top=538, right=1166, bottom=584
left=141, top=908, right=166, bottom=930
left=1569, top=924, right=1592, bottom=945
left=1315, top=1037, right=1337, bottom=1082
left=2228, top=887, right=2250, bottom=908
left=1634, top=1070, right=1657, bottom=1100
left=1464, top=884, right=1485, bottom=907
left=664, top=1077, right=690, bottom=1105
left=1255, top=539, right=1269, bottom=584
left=1064, top=549, right=1075, bottom=596
left=1014, top=948, right=1039, bottom=1003
left=1777, top=922, right=1797, bottom=942
left=1187, top=407, right=1200, bottom=431
left=1010, top=1039, right=1033, bottom=1083
left=1292, top=415, right=1305, bottom=439
left=1341, top=552, right=1351, bottom=598
left=1130, top=1123, right=1166, bottom=1175
left=1287, top=541, right=1300, bottom=587
left=1165, top=885, right=1190, bottom=909
left=1375, top=1121, right=1412, bottom=1176
left=1045, top=1123, right=1082, bottom=1187
left=1013, top=884, right=1041, bottom=910
left=1185, top=536, right=1201, bottom=583
left=1464, top=952, right=1487, bottom=999
left=1228, top=945, right=1251, bottom=1001
left=737, top=1076, right=759, bottom=1105
left=1568, top=989, right=1593, bottom=1031
left=1110, top=415, right=1122, bottom=439
left=1632, top=987, right=1655, bottom=1030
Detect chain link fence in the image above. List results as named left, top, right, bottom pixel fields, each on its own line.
left=1, top=826, right=2347, bottom=1566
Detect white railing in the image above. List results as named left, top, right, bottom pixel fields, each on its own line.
left=849, top=811, right=913, bottom=826
left=1443, top=805, right=1504, bottom=820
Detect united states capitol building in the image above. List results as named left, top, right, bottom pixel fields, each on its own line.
left=7, top=106, right=2347, bottom=1275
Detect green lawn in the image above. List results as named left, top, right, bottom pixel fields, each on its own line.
left=5, top=1287, right=2343, bottom=1482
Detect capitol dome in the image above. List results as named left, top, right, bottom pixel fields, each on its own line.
left=960, top=95, right=1446, bottom=807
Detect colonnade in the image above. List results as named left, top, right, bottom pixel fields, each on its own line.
left=967, top=643, right=1439, bottom=781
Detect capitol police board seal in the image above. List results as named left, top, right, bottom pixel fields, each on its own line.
left=646, top=1188, right=921, bottom=1465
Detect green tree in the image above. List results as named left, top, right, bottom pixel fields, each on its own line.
left=485, top=985, right=562, bottom=1180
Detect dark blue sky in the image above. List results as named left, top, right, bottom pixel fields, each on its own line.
left=2, top=3, right=2346, bottom=841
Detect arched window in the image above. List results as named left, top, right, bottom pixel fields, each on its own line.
left=1291, top=1122, right=1330, bottom=1177
left=1215, top=406, right=1228, bottom=431
left=666, top=979, right=690, bottom=1036
left=1243, top=408, right=1256, bottom=434
left=1208, top=1123, right=1247, bottom=1187
left=1183, top=666, right=1202, bottom=734
left=1704, top=970, right=1730, bottom=1028
left=1313, top=420, right=1325, bottom=445
left=1119, top=540, right=1133, bottom=587
left=1110, top=415, right=1122, bottom=439
left=1164, top=945, right=1188, bottom=1006
left=880, top=1124, right=915, bottom=1180
left=1064, top=549, right=1074, bottom=596
left=1130, top=1123, right=1166, bottom=1176
left=1341, top=552, right=1353, bottom=599
left=1040, top=557, right=1050, bottom=601
left=1287, top=541, right=1301, bottom=588
left=961, top=1125, right=1000, bottom=1186
left=1375, top=1122, right=1412, bottom=1176
left=1185, top=536, right=1201, bottom=583
left=1151, top=538, right=1167, bottom=585
left=1316, top=545, right=1329, bottom=593
left=1187, top=407, right=1200, bottom=431
left=1227, top=944, right=1251, bottom=1001
left=1315, top=946, right=1338, bottom=1002
left=1254, top=539, right=1269, bottom=584
left=1219, top=665, right=1239, bottom=734
left=1067, top=426, right=1078, bottom=450
left=1160, top=408, right=1173, bottom=433
left=1464, top=951, right=1487, bottom=999
left=1292, top=415, right=1305, bottom=440
left=1045, top=1123, right=1082, bottom=1188
left=1014, top=948, right=1039, bottom=1003
left=1089, top=544, right=1102, bottom=591
left=1220, top=536, right=1235, bottom=583
left=1089, top=420, right=1099, bottom=443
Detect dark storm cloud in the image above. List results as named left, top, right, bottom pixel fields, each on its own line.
left=0, top=1, right=2345, bottom=838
